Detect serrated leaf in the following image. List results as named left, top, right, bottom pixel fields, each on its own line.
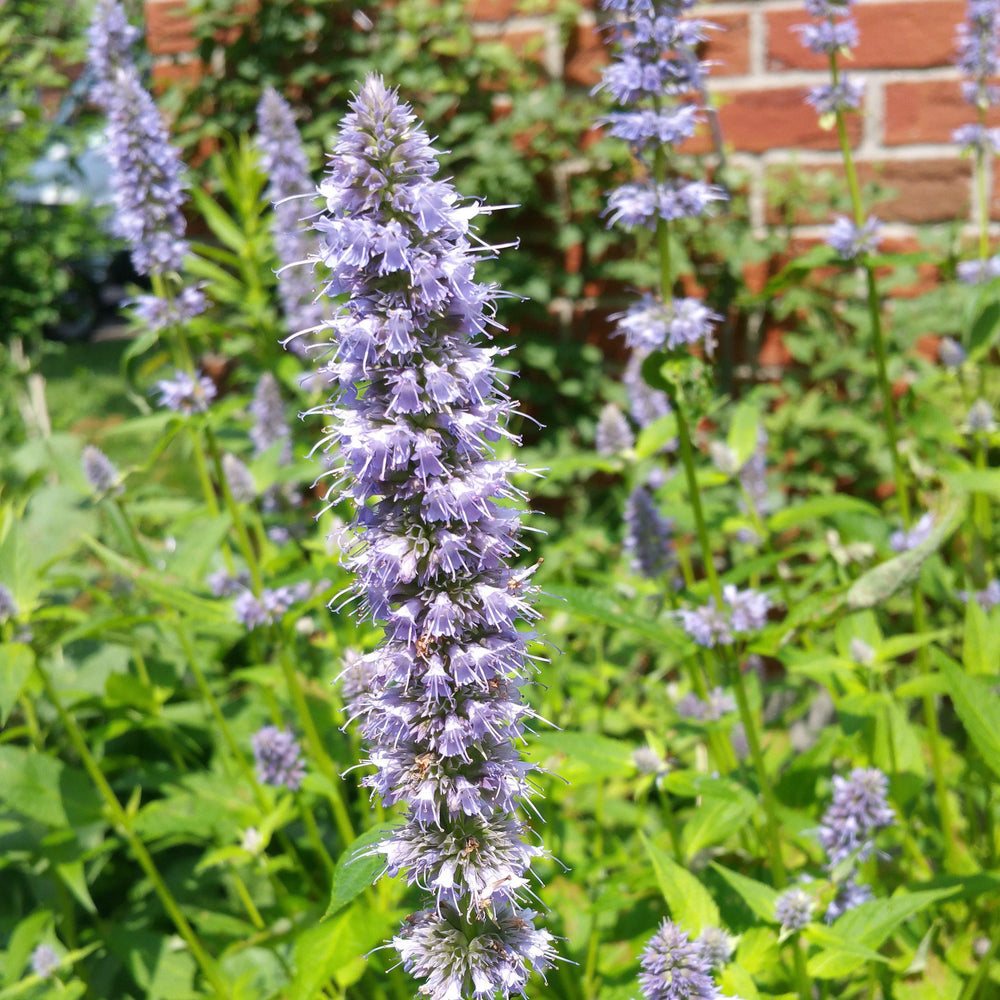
left=324, top=823, right=397, bottom=920
left=0, top=747, right=101, bottom=829
left=683, top=795, right=755, bottom=860
left=720, top=964, right=760, bottom=1000
left=962, top=599, right=995, bottom=674
left=711, top=864, right=780, bottom=923
left=831, top=887, right=958, bottom=951
left=531, top=731, right=634, bottom=780
left=805, top=925, right=888, bottom=978
left=0, top=643, right=34, bottom=726
left=640, top=832, right=720, bottom=934
left=942, top=660, right=1000, bottom=780
left=634, top=414, right=678, bottom=459
left=846, top=502, right=961, bottom=610
left=968, top=299, right=1000, bottom=359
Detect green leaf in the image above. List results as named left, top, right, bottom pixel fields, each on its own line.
left=942, top=468, right=1000, bottom=494
left=324, top=822, right=397, bottom=919
left=189, top=187, right=248, bottom=253
left=968, top=298, right=1000, bottom=359
left=531, top=731, right=635, bottom=781
left=942, top=660, right=1000, bottom=780
left=634, top=414, right=678, bottom=459
left=682, top=795, right=756, bottom=860
left=720, top=964, right=760, bottom=1000
left=0, top=747, right=101, bottom=829
left=831, top=887, right=958, bottom=951
left=846, top=502, right=961, bottom=610
left=805, top=925, right=889, bottom=978
left=537, top=586, right=686, bottom=652
left=768, top=495, right=879, bottom=533
left=727, top=400, right=760, bottom=469
left=962, top=599, right=996, bottom=674
left=289, top=905, right=396, bottom=999
left=711, top=864, right=780, bottom=922
left=639, top=832, right=720, bottom=934
left=0, top=643, right=34, bottom=726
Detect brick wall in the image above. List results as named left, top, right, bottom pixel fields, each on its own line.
left=144, top=0, right=983, bottom=234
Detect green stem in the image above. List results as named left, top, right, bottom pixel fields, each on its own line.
left=33, top=660, right=232, bottom=999
left=298, top=790, right=338, bottom=877
left=275, top=639, right=356, bottom=848
left=728, top=657, right=786, bottom=887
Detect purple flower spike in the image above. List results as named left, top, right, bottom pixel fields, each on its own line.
left=312, top=75, right=554, bottom=997
left=82, top=444, right=122, bottom=496
left=252, top=726, right=306, bottom=790
left=638, top=919, right=723, bottom=1000
left=86, top=0, right=141, bottom=110
left=250, top=372, right=292, bottom=460
left=775, top=887, right=815, bottom=931
left=624, top=487, right=675, bottom=579
left=818, top=766, right=894, bottom=867
left=956, top=0, right=1000, bottom=109
left=596, top=403, right=634, bottom=456
left=889, top=511, right=935, bottom=553
left=807, top=78, right=864, bottom=116
left=0, top=584, right=19, bottom=623
left=103, top=65, right=190, bottom=276
left=256, top=88, right=326, bottom=336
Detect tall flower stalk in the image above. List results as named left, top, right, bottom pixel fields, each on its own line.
left=797, top=0, right=960, bottom=868
left=255, top=87, right=326, bottom=338
left=312, top=75, right=554, bottom=998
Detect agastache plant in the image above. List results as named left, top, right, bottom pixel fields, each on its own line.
left=955, top=0, right=1000, bottom=280
left=312, top=75, right=554, bottom=998
left=256, top=87, right=326, bottom=336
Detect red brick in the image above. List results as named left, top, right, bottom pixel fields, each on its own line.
left=884, top=79, right=1000, bottom=145
left=683, top=86, right=863, bottom=154
left=565, top=22, right=606, bottom=87
left=145, top=0, right=196, bottom=57
left=150, top=58, right=203, bottom=95
left=706, top=13, right=750, bottom=77
left=765, top=158, right=972, bottom=225
left=767, top=1, right=964, bottom=71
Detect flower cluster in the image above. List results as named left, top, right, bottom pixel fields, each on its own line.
left=256, top=88, right=326, bottom=336
left=252, top=726, right=306, bottom=790
left=826, top=215, right=883, bottom=260
left=82, top=445, right=122, bottom=496
left=156, top=370, right=217, bottom=415
left=636, top=919, right=728, bottom=1000
left=222, top=453, right=256, bottom=503
left=596, top=403, right=634, bottom=456
left=775, top=886, right=815, bottom=932
left=818, top=767, right=894, bottom=867
left=30, top=945, right=60, bottom=979
left=939, top=336, right=967, bottom=368
left=624, top=487, right=676, bottom=579
left=312, top=75, right=554, bottom=998
left=966, top=398, right=997, bottom=433
left=85, top=0, right=141, bottom=110
left=680, top=585, right=770, bottom=648
left=798, top=0, right=864, bottom=117
left=956, top=0, right=1000, bottom=108
left=676, top=686, right=735, bottom=722
left=250, top=373, right=292, bottom=461
left=959, top=577, right=1000, bottom=610
left=233, top=582, right=312, bottom=630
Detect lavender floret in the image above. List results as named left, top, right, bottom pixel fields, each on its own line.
left=826, top=215, right=882, bottom=260
left=795, top=17, right=858, bottom=53
left=252, top=726, right=306, bottom=790
left=807, top=78, right=864, bottom=115
left=957, top=255, right=1000, bottom=284
left=312, top=75, right=553, bottom=996
left=256, top=88, right=326, bottom=334
left=939, top=336, right=966, bottom=367
left=250, top=372, right=292, bottom=461
left=103, top=65, right=190, bottom=276
left=959, top=578, right=1000, bottom=610
left=637, top=919, right=722, bottom=1000
left=680, top=586, right=770, bottom=647
left=82, top=444, right=121, bottom=495
left=156, top=369, right=217, bottom=414
left=889, top=511, right=935, bottom=553
left=956, top=0, right=1000, bottom=108
left=222, top=453, right=256, bottom=503
left=131, top=286, right=207, bottom=332
left=596, top=403, right=635, bottom=456
left=818, top=767, right=894, bottom=867
left=86, top=0, right=141, bottom=109
left=0, top=583, right=19, bottom=623
left=30, top=945, right=60, bottom=979
left=967, top=398, right=996, bottom=432
left=775, top=887, right=815, bottom=931
left=825, top=877, right=873, bottom=922
left=624, top=487, right=675, bottom=579
left=696, top=927, right=733, bottom=970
